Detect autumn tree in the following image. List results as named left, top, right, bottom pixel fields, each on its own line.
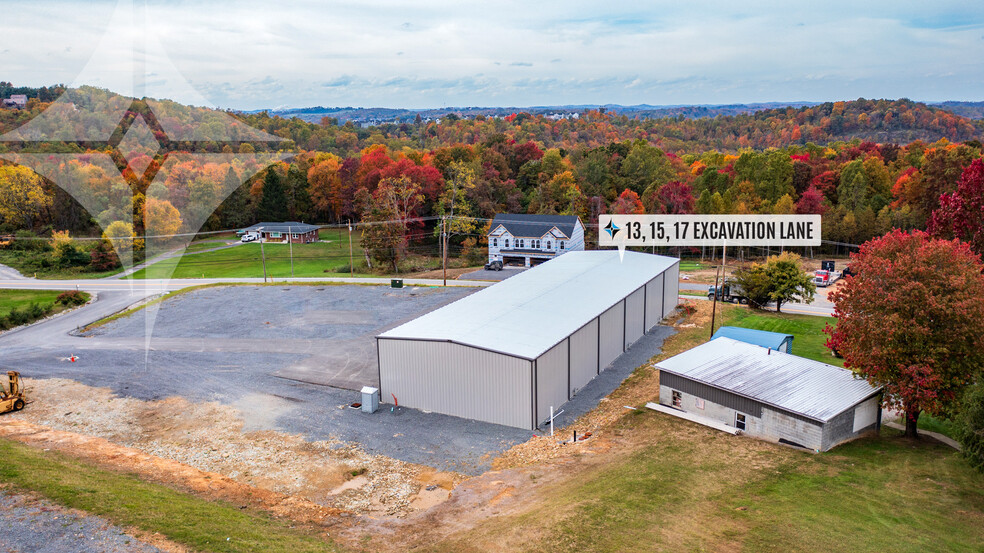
left=144, top=198, right=182, bottom=241
left=928, top=158, right=984, bottom=257
left=0, top=165, right=52, bottom=228
left=732, top=252, right=815, bottom=312
left=356, top=176, right=424, bottom=272
left=435, top=161, right=477, bottom=252
left=611, top=189, right=644, bottom=214
left=102, top=220, right=138, bottom=260
left=825, top=230, right=984, bottom=438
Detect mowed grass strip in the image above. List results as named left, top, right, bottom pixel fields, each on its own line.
left=726, top=428, right=984, bottom=553
left=131, top=237, right=363, bottom=279
left=0, top=439, right=341, bottom=553
left=0, top=289, right=63, bottom=317
left=719, top=305, right=841, bottom=366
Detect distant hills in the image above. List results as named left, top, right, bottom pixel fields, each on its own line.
left=252, top=101, right=984, bottom=125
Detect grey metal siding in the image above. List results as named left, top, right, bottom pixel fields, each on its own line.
left=624, top=287, right=645, bottom=350
left=569, top=319, right=599, bottom=396
left=645, top=274, right=664, bottom=332
left=660, top=371, right=763, bottom=418
left=378, top=338, right=533, bottom=429
left=536, top=340, right=569, bottom=425
left=598, top=302, right=624, bottom=370
left=662, top=261, right=680, bottom=318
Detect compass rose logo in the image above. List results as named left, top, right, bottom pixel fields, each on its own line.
left=604, top=218, right=621, bottom=239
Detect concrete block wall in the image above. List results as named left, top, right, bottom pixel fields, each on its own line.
left=760, top=408, right=823, bottom=451
left=660, top=384, right=824, bottom=450
left=659, top=385, right=764, bottom=435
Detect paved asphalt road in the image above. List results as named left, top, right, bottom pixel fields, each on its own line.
left=679, top=281, right=835, bottom=317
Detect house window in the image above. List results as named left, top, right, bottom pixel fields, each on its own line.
left=518, top=239, right=524, bottom=248
left=270, top=232, right=281, bottom=238
left=695, top=398, right=705, bottom=410
left=533, top=239, right=540, bottom=249
left=504, top=239, right=510, bottom=248
left=546, top=241, right=552, bottom=249
left=560, top=241, right=565, bottom=250
left=492, top=238, right=498, bottom=247
left=292, top=234, right=299, bottom=239
left=735, top=413, right=747, bottom=431
left=671, top=390, right=682, bottom=408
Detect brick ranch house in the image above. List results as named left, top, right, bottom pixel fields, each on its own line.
left=240, top=222, right=319, bottom=244
left=487, top=214, right=585, bottom=267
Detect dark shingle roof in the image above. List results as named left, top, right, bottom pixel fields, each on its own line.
left=490, top=214, right=581, bottom=239
left=244, top=222, right=320, bottom=234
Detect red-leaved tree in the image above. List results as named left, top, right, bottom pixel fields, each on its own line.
left=928, top=158, right=984, bottom=258
left=825, top=229, right=984, bottom=437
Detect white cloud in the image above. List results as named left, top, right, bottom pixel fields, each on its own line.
left=2, top=0, right=983, bottom=109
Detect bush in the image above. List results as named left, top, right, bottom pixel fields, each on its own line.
left=956, top=382, right=984, bottom=473
left=56, top=290, right=88, bottom=306
left=8, top=230, right=51, bottom=252
left=89, top=239, right=121, bottom=271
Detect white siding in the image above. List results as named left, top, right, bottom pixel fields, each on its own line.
left=378, top=339, right=533, bottom=429
left=645, top=274, right=664, bottom=331
left=624, top=287, right=645, bottom=349
left=853, top=397, right=879, bottom=432
left=598, top=301, right=624, bottom=370
left=662, top=262, right=680, bottom=318
left=536, top=341, right=569, bottom=425
left=569, top=319, right=599, bottom=396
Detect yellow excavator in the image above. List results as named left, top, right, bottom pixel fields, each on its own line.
left=0, top=371, right=26, bottom=414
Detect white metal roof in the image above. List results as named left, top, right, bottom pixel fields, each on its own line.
left=378, top=250, right=678, bottom=360
left=656, top=337, right=881, bottom=422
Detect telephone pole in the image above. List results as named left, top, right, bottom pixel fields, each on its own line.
left=348, top=221, right=354, bottom=277
left=260, top=238, right=268, bottom=283
left=442, top=215, right=448, bottom=286
left=288, top=225, right=294, bottom=278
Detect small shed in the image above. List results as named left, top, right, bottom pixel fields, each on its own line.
left=712, top=326, right=794, bottom=353
left=656, top=338, right=881, bottom=451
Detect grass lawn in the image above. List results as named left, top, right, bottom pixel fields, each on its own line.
left=0, top=289, right=64, bottom=317
left=0, top=439, right=341, bottom=553
left=718, top=305, right=841, bottom=366
left=431, top=303, right=984, bottom=553
left=678, top=260, right=707, bottom=271
left=0, top=250, right=122, bottom=280
left=131, top=238, right=365, bottom=279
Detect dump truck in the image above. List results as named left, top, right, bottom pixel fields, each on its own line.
left=708, top=280, right=748, bottom=304
left=0, top=371, right=26, bottom=415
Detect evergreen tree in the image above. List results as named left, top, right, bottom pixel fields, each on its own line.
left=257, top=169, right=288, bottom=221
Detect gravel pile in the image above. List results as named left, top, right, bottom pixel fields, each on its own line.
left=9, top=378, right=454, bottom=517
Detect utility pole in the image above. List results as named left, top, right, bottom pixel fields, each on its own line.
left=710, top=263, right=721, bottom=341
left=288, top=225, right=294, bottom=278
left=442, top=215, right=447, bottom=286
left=260, top=238, right=268, bottom=283
left=348, top=221, right=354, bottom=277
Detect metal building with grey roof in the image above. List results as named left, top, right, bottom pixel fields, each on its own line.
left=377, top=250, right=680, bottom=429
left=656, top=337, right=882, bottom=451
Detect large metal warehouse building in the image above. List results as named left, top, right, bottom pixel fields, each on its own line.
left=377, top=250, right=680, bottom=429
left=656, top=337, right=882, bottom=451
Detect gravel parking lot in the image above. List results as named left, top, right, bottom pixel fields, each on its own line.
left=0, top=284, right=672, bottom=474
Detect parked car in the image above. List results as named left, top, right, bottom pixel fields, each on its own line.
left=241, top=233, right=258, bottom=243
left=484, top=259, right=503, bottom=271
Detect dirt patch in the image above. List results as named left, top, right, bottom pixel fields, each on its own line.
left=405, top=266, right=484, bottom=280
left=5, top=378, right=465, bottom=518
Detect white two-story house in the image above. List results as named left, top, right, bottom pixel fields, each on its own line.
left=487, top=214, right=585, bottom=267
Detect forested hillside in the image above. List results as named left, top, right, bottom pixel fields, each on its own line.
left=1, top=86, right=982, bottom=273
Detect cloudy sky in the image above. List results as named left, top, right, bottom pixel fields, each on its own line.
left=3, top=1, right=984, bottom=110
